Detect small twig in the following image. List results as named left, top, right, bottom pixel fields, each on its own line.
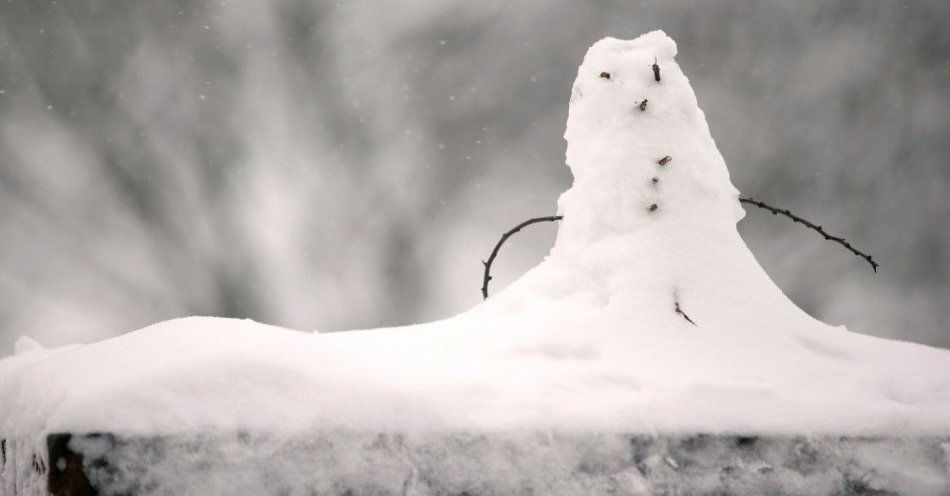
left=739, top=197, right=878, bottom=273
left=658, top=155, right=672, bottom=166
left=652, top=57, right=660, bottom=82
left=482, top=216, right=563, bottom=299
left=674, top=299, right=696, bottom=325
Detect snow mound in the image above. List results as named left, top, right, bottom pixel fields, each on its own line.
left=3, top=31, right=950, bottom=448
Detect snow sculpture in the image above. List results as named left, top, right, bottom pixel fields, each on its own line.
left=2, top=30, right=949, bottom=496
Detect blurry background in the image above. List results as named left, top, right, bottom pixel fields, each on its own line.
left=1, top=0, right=947, bottom=355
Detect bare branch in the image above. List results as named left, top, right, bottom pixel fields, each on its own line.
left=673, top=289, right=696, bottom=325
left=739, top=197, right=878, bottom=273
left=675, top=301, right=696, bottom=325
left=481, top=216, right=563, bottom=299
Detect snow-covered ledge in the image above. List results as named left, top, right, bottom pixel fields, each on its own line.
left=2, top=31, right=949, bottom=496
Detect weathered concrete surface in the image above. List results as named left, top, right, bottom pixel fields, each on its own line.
left=3, top=432, right=948, bottom=495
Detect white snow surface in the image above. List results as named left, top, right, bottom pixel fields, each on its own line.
left=3, top=31, right=950, bottom=442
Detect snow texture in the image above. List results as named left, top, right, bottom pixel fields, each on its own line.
left=2, top=30, right=949, bottom=495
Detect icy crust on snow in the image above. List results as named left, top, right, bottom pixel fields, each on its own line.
left=2, top=31, right=950, bottom=456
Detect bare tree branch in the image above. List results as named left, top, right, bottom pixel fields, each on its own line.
left=481, top=216, right=563, bottom=299
left=739, top=197, right=878, bottom=273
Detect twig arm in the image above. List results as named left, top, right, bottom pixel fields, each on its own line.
left=481, top=216, right=563, bottom=299
left=739, top=197, right=878, bottom=273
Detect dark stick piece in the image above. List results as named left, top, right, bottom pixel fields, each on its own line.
left=652, top=57, right=660, bottom=82
left=674, top=301, right=696, bottom=325
left=481, top=216, right=563, bottom=299
left=739, top=197, right=878, bottom=273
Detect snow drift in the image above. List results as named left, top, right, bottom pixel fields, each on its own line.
left=2, top=30, right=949, bottom=495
